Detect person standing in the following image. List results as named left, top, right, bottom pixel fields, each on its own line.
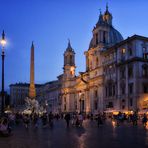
left=142, top=113, right=147, bottom=127
left=48, top=112, right=54, bottom=128
left=64, top=113, right=71, bottom=128
left=97, top=113, right=103, bottom=127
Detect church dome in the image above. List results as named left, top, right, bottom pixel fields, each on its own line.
left=89, top=25, right=123, bottom=49
left=89, top=6, right=123, bottom=49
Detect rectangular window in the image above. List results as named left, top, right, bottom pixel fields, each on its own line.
left=120, top=67, right=125, bottom=79
left=103, top=31, right=106, bottom=43
left=121, top=85, right=125, bottom=95
left=128, top=48, right=132, bottom=56
left=122, top=105, right=125, bottom=109
left=130, top=98, right=133, bottom=106
left=129, top=83, right=133, bottom=94
left=108, top=102, right=113, bottom=108
left=128, top=65, right=133, bottom=78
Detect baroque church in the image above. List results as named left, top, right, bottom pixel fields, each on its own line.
left=10, top=6, right=148, bottom=113
left=57, top=5, right=148, bottom=113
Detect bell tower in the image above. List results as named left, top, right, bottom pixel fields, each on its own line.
left=63, top=40, right=76, bottom=78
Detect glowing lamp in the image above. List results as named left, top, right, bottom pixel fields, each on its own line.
left=1, top=39, right=6, bottom=47
left=1, top=30, right=6, bottom=48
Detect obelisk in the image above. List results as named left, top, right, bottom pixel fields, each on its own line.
left=29, top=42, right=36, bottom=99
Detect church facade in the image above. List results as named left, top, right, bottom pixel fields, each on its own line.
left=58, top=6, right=148, bottom=113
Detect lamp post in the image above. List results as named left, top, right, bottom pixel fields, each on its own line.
left=1, top=30, right=6, bottom=115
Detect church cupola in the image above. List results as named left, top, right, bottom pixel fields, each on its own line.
left=89, top=4, right=123, bottom=49
left=63, top=40, right=76, bottom=78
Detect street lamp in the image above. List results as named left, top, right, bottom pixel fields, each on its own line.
left=1, top=30, right=6, bottom=115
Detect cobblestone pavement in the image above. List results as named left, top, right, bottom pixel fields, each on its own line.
left=0, top=119, right=148, bottom=148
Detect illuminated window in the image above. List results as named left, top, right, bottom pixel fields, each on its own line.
left=70, top=67, right=75, bottom=76
left=121, top=48, right=126, bottom=54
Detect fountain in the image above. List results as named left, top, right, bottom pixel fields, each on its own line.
left=22, top=97, right=47, bottom=114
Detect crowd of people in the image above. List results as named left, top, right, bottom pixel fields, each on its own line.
left=0, top=111, right=148, bottom=137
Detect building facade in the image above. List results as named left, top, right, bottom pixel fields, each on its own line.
left=10, top=83, right=42, bottom=110
left=59, top=6, right=148, bottom=113
left=37, top=80, right=61, bottom=113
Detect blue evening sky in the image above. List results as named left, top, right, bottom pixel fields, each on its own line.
left=0, top=0, right=148, bottom=90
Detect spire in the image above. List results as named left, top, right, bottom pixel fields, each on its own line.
left=103, top=3, right=112, bottom=25
left=66, top=39, right=73, bottom=51
left=96, top=9, right=104, bottom=26
left=68, top=39, right=71, bottom=48
left=106, top=2, right=109, bottom=12
left=104, top=2, right=111, bottom=15
left=31, top=41, right=34, bottom=49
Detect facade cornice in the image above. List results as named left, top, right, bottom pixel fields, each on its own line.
left=117, top=57, right=148, bottom=66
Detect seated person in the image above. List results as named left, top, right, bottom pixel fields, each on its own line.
left=0, top=118, right=11, bottom=137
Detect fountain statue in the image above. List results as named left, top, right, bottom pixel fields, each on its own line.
left=23, top=97, right=47, bottom=114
